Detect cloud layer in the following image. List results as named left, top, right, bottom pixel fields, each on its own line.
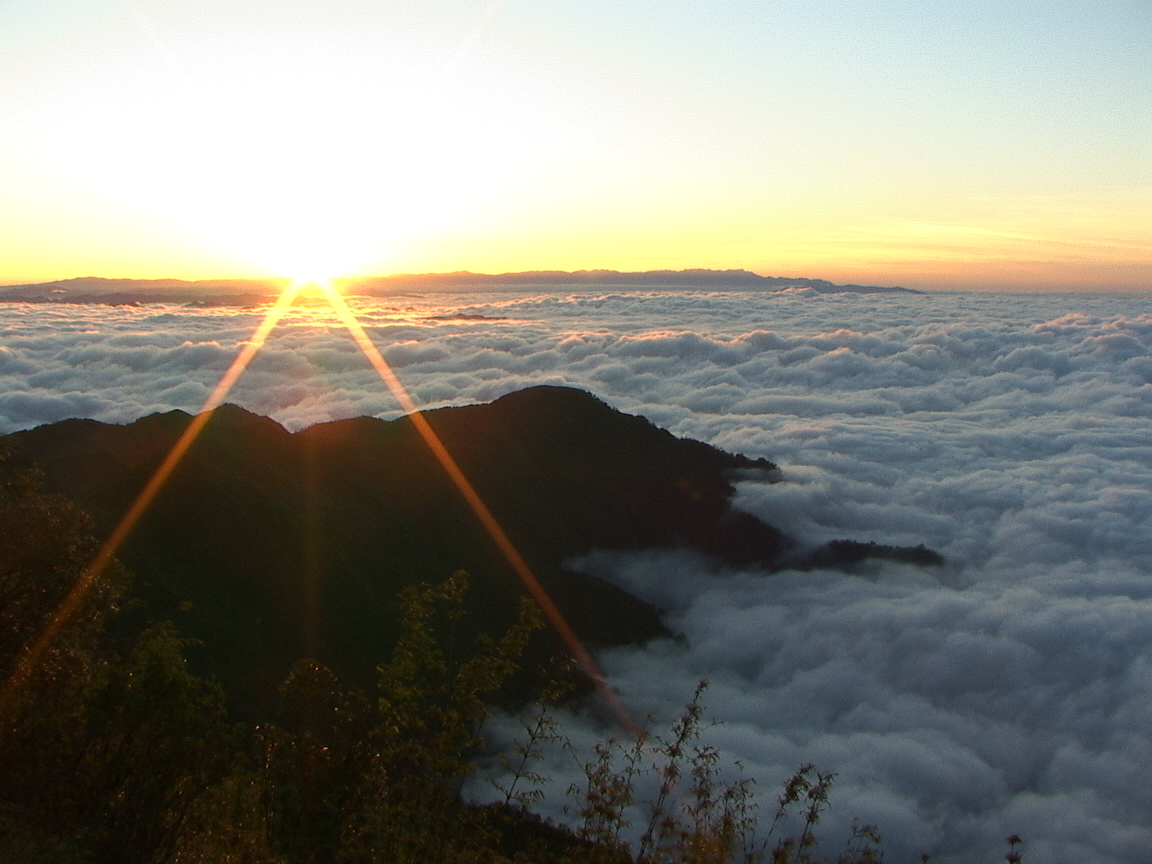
left=3, top=289, right=1151, bottom=862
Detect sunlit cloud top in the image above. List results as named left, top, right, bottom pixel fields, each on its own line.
left=0, top=0, right=1149, bottom=290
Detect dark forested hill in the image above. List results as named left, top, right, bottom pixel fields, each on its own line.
left=3, top=387, right=786, bottom=713
left=3, top=385, right=938, bottom=716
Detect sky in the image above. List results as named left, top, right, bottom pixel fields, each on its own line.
left=0, top=0, right=1149, bottom=290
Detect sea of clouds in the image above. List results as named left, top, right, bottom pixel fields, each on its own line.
left=2, top=289, right=1151, bottom=862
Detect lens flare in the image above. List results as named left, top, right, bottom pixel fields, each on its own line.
left=2, top=278, right=639, bottom=736
left=315, top=280, right=638, bottom=730
left=0, top=281, right=305, bottom=716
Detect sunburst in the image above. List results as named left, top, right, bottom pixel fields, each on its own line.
left=1, top=279, right=635, bottom=732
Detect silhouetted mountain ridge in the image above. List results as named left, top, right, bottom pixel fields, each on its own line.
left=3, top=386, right=939, bottom=715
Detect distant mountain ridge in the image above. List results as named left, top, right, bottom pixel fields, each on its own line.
left=351, top=269, right=917, bottom=295
left=0, top=270, right=917, bottom=305
left=0, top=276, right=287, bottom=306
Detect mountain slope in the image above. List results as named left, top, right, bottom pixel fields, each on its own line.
left=4, top=387, right=785, bottom=711
left=5, top=385, right=939, bottom=714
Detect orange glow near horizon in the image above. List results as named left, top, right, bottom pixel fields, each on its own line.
left=1, top=278, right=638, bottom=735
left=1, top=2, right=1148, bottom=293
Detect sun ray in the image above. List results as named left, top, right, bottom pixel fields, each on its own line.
left=2, top=278, right=638, bottom=737
left=315, top=281, right=640, bottom=733
left=0, top=280, right=306, bottom=716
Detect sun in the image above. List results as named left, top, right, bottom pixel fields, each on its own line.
left=30, top=36, right=556, bottom=284
left=225, top=200, right=392, bottom=285
left=273, top=245, right=355, bottom=288
left=288, top=277, right=340, bottom=306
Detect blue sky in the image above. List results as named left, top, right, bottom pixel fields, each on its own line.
left=1, top=0, right=1148, bottom=288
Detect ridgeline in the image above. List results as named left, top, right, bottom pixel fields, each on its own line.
left=3, top=386, right=938, bottom=716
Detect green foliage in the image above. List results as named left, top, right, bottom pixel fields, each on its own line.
left=571, top=737, right=638, bottom=854
left=1003, top=834, right=1023, bottom=864
left=77, top=623, right=236, bottom=862
left=0, top=462, right=985, bottom=863
left=489, top=690, right=572, bottom=810
left=479, top=685, right=887, bottom=864
left=172, top=769, right=279, bottom=864
left=0, top=620, right=236, bottom=864
left=373, top=571, right=542, bottom=786
left=228, top=571, right=551, bottom=864
left=257, top=660, right=372, bottom=863
left=560, top=682, right=762, bottom=864
left=339, top=574, right=546, bottom=863
left=0, top=465, right=126, bottom=691
left=0, top=463, right=235, bottom=864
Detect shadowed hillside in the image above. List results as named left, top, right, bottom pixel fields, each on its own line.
left=3, top=386, right=937, bottom=716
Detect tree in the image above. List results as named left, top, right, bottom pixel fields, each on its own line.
left=250, top=572, right=546, bottom=864
left=0, top=458, right=236, bottom=864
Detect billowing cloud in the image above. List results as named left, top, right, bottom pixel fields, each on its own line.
left=2, top=289, right=1151, bottom=862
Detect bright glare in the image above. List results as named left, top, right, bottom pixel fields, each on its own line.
left=33, top=39, right=546, bottom=280
left=290, top=277, right=337, bottom=303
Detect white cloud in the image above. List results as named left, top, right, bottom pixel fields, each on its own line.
left=3, top=289, right=1152, bottom=861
